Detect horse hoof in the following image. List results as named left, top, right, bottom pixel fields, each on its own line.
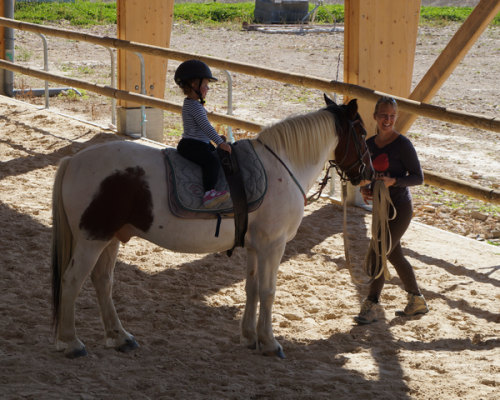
left=263, top=347, right=286, bottom=359
left=65, top=346, right=87, bottom=359
left=116, top=337, right=140, bottom=353
left=247, top=342, right=257, bottom=350
left=275, top=347, right=286, bottom=359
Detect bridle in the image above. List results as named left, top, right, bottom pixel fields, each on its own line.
left=330, top=118, right=369, bottom=183
left=308, top=111, right=370, bottom=202
left=260, top=102, right=372, bottom=206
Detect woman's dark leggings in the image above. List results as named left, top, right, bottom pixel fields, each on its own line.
left=367, top=200, right=421, bottom=303
left=177, top=138, right=220, bottom=192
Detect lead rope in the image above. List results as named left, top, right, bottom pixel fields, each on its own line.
left=342, top=180, right=396, bottom=285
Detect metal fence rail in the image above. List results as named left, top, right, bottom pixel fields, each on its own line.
left=0, top=58, right=264, bottom=133
left=0, top=17, right=499, bottom=134
left=0, top=17, right=499, bottom=206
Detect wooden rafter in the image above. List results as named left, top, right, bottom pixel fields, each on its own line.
left=395, top=0, right=500, bottom=134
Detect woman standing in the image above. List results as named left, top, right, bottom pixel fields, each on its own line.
left=355, top=97, right=428, bottom=325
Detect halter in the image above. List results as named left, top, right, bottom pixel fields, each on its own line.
left=308, top=116, right=369, bottom=202
left=330, top=119, right=369, bottom=183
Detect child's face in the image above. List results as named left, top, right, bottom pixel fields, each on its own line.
left=186, top=78, right=210, bottom=101
left=198, top=78, right=210, bottom=99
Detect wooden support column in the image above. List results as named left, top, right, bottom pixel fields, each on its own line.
left=395, top=0, right=500, bottom=134
left=0, top=0, right=4, bottom=58
left=117, top=0, right=174, bottom=141
left=0, top=0, right=6, bottom=95
left=344, top=0, right=421, bottom=204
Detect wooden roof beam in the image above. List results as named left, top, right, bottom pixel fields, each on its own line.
left=395, top=0, right=500, bottom=134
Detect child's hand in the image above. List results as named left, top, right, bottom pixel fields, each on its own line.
left=219, top=135, right=227, bottom=143
left=219, top=142, right=232, bottom=154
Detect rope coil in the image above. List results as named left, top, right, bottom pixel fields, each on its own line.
left=343, top=180, right=396, bottom=286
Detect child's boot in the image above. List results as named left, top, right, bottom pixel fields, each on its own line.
left=203, top=189, right=230, bottom=208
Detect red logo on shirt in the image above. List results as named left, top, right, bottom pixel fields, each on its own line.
left=372, top=154, right=389, bottom=172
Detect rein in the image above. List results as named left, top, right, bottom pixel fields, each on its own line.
left=307, top=161, right=335, bottom=203
left=257, top=138, right=308, bottom=206
left=256, top=108, right=369, bottom=209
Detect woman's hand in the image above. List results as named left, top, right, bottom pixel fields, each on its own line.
left=360, top=185, right=373, bottom=205
left=219, top=142, right=232, bottom=154
left=377, top=176, right=397, bottom=188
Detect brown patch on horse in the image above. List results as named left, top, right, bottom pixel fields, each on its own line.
left=79, top=166, right=154, bottom=241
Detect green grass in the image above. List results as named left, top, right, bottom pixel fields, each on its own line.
left=173, top=2, right=255, bottom=24
left=13, top=1, right=500, bottom=27
left=14, top=0, right=117, bottom=25
left=14, top=45, right=33, bottom=62
left=420, top=6, right=500, bottom=25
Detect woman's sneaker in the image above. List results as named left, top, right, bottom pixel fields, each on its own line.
left=354, top=299, right=378, bottom=325
left=395, top=293, right=429, bottom=317
left=203, top=189, right=230, bottom=208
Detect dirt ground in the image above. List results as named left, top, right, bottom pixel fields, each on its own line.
left=1, top=20, right=500, bottom=399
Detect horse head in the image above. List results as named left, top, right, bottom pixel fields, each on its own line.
left=323, top=94, right=373, bottom=186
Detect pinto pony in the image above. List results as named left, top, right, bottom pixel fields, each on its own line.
left=51, top=97, right=372, bottom=359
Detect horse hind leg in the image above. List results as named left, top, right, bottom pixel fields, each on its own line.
left=241, top=248, right=259, bottom=349
left=91, top=238, right=139, bottom=353
left=58, top=240, right=108, bottom=359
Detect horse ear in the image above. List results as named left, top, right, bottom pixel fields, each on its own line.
left=346, top=99, right=358, bottom=119
left=324, top=93, right=336, bottom=106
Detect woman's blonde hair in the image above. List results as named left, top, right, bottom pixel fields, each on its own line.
left=374, top=96, right=398, bottom=116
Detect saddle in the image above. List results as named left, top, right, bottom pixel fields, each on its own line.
left=163, top=139, right=267, bottom=253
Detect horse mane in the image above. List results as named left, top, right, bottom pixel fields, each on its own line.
left=255, top=109, right=338, bottom=168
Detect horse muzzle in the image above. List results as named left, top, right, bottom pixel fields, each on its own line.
left=349, top=162, right=373, bottom=187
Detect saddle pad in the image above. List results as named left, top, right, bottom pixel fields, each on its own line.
left=163, top=139, right=267, bottom=218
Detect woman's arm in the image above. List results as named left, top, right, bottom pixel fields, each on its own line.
left=398, top=138, right=424, bottom=187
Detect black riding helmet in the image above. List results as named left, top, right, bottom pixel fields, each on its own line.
left=174, top=60, right=217, bottom=104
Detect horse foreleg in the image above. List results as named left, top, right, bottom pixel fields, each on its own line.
left=241, top=248, right=259, bottom=349
left=90, top=238, right=139, bottom=353
left=256, top=240, right=286, bottom=359
left=58, top=241, right=106, bottom=359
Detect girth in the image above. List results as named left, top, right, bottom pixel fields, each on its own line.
left=218, top=145, right=248, bottom=256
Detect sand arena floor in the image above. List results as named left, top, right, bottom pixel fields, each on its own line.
left=0, top=95, right=499, bottom=399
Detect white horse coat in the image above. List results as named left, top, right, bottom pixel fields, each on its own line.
left=51, top=98, right=372, bottom=359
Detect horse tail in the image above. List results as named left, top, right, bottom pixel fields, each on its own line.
left=51, top=156, right=75, bottom=339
